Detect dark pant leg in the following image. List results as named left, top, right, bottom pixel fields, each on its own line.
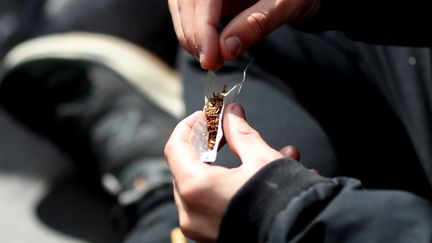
left=179, top=24, right=430, bottom=197
left=178, top=37, right=339, bottom=176
left=0, top=57, right=181, bottom=243
left=244, top=26, right=430, bottom=197
left=350, top=43, right=432, bottom=199
left=122, top=202, right=180, bottom=243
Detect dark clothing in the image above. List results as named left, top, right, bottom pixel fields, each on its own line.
left=0, top=2, right=180, bottom=242
left=180, top=15, right=432, bottom=242
left=0, top=57, right=180, bottom=243
left=3, top=1, right=432, bottom=242
left=220, top=159, right=432, bottom=242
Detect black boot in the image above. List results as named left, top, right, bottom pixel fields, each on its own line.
left=0, top=56, right=178, bottom=239
left=1, top=57, right=174, bottom=174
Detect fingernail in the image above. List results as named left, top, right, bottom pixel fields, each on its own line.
left=199, top=50, right=205, bottom=63
left=225, top=35, right=241, bottom=58
left=230, top=103, right=244, bottom=117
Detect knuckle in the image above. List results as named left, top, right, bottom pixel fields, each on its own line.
left=237, top=124, right=262, bottom=141
left=247, top=12, right=271, bottom=37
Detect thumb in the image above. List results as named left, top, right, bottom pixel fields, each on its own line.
left=219, top=0, right=319, bottom=60
left=219, top=0, right=285, bottom=60
left=223, top=103, right=282, bottom=165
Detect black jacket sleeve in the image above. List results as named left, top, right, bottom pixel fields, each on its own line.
left=218, top=158, right=432, bottom=243
left=294, top=0, right=431, bottom=46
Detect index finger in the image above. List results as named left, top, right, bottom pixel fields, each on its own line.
left=168, top=0, right=187, bottom=50
left=194, top=0, right=223, bottom=70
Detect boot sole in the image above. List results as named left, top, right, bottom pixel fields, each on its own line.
left=1, top=32, right=185, bottom=118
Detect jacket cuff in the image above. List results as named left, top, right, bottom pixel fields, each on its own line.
left=218, top=158, right=330, bottom=243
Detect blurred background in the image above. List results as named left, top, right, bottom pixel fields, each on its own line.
left=0, top=1, right=177, bottom=242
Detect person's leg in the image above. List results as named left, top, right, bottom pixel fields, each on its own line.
left=179, top=23, right=429, bottom=198
left=253, top=27, right=431, bottom=197
left=0, top=33, right=183, bottom=243
left=179, top=31, right=339, bottom=176
left=349, top=43, right=432, bottom=199
left=264, top=27, right=429, bottom=198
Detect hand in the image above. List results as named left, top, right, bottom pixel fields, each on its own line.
left=168, top=0, right=321, bottom=70
left=165, top=103, right=299, bottom=242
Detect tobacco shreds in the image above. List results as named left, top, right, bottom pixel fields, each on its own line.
left=204, top=86, right=226, bottom=150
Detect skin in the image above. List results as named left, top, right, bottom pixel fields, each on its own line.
left=165, top=103, right=300, bottom=242
left=168, top=0, right=321, bottom=70
left=167, top=1, right=321, bottom=240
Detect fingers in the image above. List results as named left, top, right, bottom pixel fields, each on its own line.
left=219, top=0, right=285, bottom=61
left=169, top=0, right=223, bottom=70
left=279, top=145, right=300, bottom=161
left=194, top=0, right=223, bottom=70
left=178, top=0, right=197, bottom=52
left=168, top=0, right=189, bottom=52
left=223, top=103, right=283, bottom=166
left=169, top=0, right=320, bottom=69
left=279, top=145, right=319, bottom=174
left=168, top=0, right=199, bottom=59
left=219, top=0, right=320, bottom=61
left=165, top=111, right=205, bottom=180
